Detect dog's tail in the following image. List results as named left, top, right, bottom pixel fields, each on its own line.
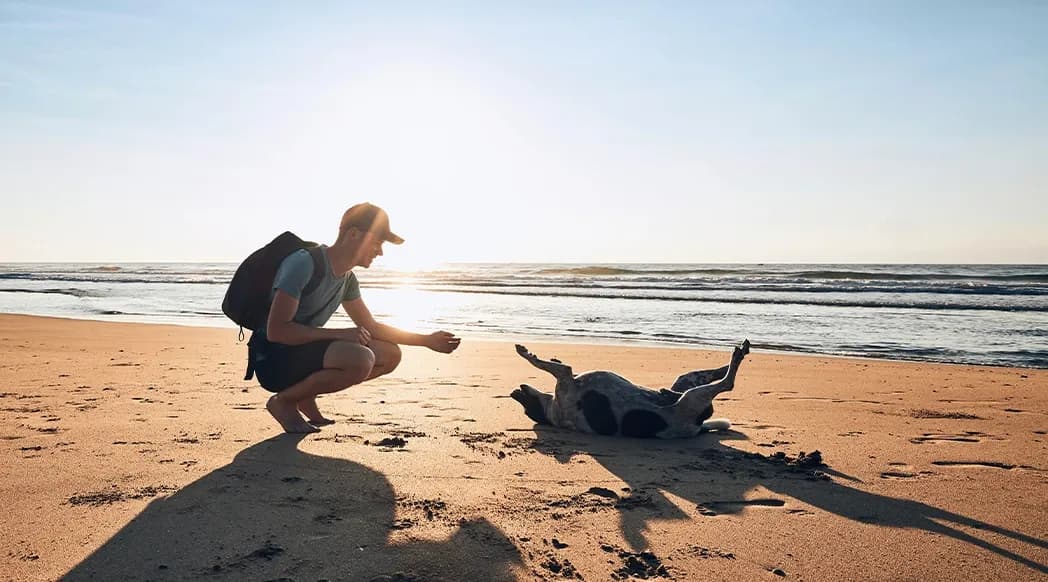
left=700, top=418, right=731, bottom=432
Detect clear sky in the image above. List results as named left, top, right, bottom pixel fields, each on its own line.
left=2, top=1, right=1046, bottom=265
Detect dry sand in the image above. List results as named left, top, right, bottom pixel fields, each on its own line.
left=0, top=313, right=1045, bottom=581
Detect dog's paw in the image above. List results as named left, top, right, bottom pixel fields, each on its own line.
left=731, top=340, right=749, bottom=359
left=701, top=418, right=731, bottom=432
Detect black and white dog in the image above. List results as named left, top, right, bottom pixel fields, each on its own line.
left=510, top=340, right=749, bottom=439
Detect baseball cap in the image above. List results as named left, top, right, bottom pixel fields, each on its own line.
left=339, top=203, right=404, bottom=245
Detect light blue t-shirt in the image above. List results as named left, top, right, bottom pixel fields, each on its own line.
left=266, top=245, right=360, bottom=332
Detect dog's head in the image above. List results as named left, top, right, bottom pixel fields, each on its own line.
left=511, top=386, right=552, bottom=426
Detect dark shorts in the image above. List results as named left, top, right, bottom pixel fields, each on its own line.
left=248, top=334, right=335, bottom=392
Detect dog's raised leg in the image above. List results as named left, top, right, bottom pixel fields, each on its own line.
left=673, top=340, right=749, bottom=413
left=670, top=340, right=751, bottom=392
left=669, top=365, right=730, bottom=393
left=515, top=344, right=574, bottom=383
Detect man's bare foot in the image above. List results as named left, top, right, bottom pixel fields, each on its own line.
left=297, top=397, right=335, bottom=426
left=267, top=395, right=320, bottom=434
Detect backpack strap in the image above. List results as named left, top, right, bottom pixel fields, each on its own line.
left=299, top=246, right=332, bottom=323
left=303, top=246, right=326, bottom=296
left=244, top=333, right=256, bottom=381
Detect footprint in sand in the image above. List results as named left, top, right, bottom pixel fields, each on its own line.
left=937, top=399, right=1004, bottom=405
left=909, top=409, right=984, bottom=420
left=698, top=498, right=785, bottom=515
left=910, top=432, right=986, bottom=444
left=879, top=462, right=933, bottom=480
left=785, top=508, right=814, bottom=516
left=931, top=460, right=1017, bottom=470
left=313, top=512, right=343, bottom=525
left=736, top=423, right=787, bottom=430
left=1001, top=408, right=1043, bottom=415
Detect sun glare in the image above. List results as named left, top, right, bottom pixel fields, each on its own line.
left=291, top=61, right=534, bottom=266
left=362, top=286, right=465, bottom=332
left=379, top=252, right=445, bottom=271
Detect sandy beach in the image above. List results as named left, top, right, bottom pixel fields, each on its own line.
left=1, top=313, right=1045, bottom=581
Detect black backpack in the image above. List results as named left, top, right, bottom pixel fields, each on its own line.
left=222, top=231, right=326, bottom=338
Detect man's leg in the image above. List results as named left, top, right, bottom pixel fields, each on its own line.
left=297, top=340, right=402, bottom=424
left=365, top=339, right=402, bottom=379
left=296, top=397, right=334, bottom=426
left=267, top=341, right=376, bottom=433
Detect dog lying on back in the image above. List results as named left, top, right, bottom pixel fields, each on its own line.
left=510, top=340, right=749, bottom=439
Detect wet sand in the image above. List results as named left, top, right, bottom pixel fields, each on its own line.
left=1, top=313, right=1045, bottom=581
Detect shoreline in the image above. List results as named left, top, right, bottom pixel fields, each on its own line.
left=3, top=311, right=1041, bottom=371
left=2, top=313, right=1046, bottom=581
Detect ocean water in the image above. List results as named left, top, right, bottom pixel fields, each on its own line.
left=1, top=263, right=1046, bottom=368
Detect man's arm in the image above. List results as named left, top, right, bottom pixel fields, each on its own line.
left=342, top=298, right=460, bottom=353
left=266, top=290, right=369, bottom=346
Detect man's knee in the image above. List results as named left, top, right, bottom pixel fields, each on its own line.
left=370, top=340, right=402, bottom=376
left=324, top=341, right=376, bottom=384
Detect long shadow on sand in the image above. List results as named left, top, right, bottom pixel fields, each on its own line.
left=62, top=435, right=521, bottom=581
left=527, top=426, right=1047, bottom=576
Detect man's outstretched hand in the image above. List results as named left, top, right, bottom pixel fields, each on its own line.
left=425, top=331, right=461, bottom=354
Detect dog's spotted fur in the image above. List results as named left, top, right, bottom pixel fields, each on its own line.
left=511, top=340, right=749, bottom=439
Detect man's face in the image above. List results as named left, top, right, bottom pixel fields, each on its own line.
left=357, top=232, right=385, bottom=268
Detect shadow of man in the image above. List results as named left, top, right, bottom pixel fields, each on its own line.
left=63, top=435, right=522, bottom=581
left=527, top=426, right=1047, bottom=576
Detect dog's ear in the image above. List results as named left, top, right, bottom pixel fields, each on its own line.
left=513, top=384, right=553, bottom=426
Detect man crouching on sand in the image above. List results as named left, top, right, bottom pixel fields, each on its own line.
left=250, top=203, right=461, bottom=433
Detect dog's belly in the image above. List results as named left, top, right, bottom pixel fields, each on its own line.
left=557, top=372, right=694, bottom=438
left=574, top=372, right=665, bottom=406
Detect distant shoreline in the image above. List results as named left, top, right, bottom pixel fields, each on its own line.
left=2, top=311, right=1037, bottom=371
left=2, top=262, right=1046, bottom=369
